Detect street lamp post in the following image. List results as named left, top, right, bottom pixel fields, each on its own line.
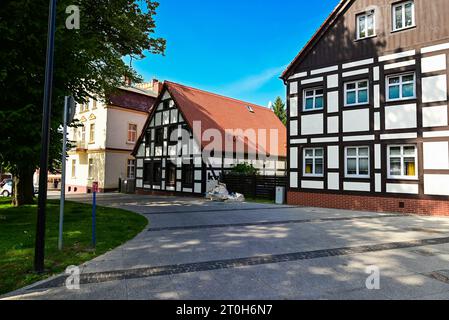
left=35, top=0, right=58, bottom=273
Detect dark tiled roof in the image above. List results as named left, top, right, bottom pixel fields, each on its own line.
left=108, top=87, right=157, bottom=113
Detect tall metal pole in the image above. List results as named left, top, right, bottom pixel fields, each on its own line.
left=35, top=0, right=58, bottom=273
left=58, top=97, right=69, bottom=250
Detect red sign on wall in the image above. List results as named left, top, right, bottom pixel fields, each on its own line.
left=92, top=182, right=99, bottom=193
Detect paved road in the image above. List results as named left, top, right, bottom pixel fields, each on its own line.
left=3, top=193, right=449, bottom=300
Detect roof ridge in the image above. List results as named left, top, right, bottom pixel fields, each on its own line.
left=165, top=81, right=272, bottom=112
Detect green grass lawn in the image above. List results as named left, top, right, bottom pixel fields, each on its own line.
left=0, top=197, right=148, bottom=295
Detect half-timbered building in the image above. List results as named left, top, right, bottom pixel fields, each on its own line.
left=132, top=81, right=287, bottom=196
left=282, top=0, right=449, bottom=215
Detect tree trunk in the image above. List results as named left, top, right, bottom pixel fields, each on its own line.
left=12, top=166, right=35, bottom=206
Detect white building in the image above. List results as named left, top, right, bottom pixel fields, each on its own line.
left=282, top=0, right=449, bottom=215
left=133, top=81, right=287, bottom=195
left=66, top=84, right=158, bottom=193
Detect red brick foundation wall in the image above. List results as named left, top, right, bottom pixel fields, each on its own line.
left=287, top=191, right=449, bottom=216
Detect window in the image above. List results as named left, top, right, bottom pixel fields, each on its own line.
left=182, top=163, right=194, bottom=188
left=303, top=148, right=324, bottom=177
left=88, top=158, right=94, bottom=179
left=386, top=73, right=415, bottom=101
left=89, top=123, right=95, bottom=143
left=81, top=125, right=86, bottom=143
left=303, top=88, right=324, bottom=111
left=167, top=125, right=178, bottom=145
left=345, top=147, right=370, bottom=178
left=71, top=159, right=76, bottom=178
left=393, top=1, right=415, bottom=31
left=357, top=11, right=375, bottom=39
left=166, top=162, right=177, bottom=187
left=388, top=145, right=417, bottom=179
left=127, top=123, right=138, bottom=143
left=127, top=159, right=136, bottom=179
left=143, top=162, right=152, bottom=184
left=345, top=80, right=369, bottom=106
left=92, top=99, right=97, bottom=110
left=152, top=161, right=162, bottom=185
left=80, top=101, right=89, bottom=112
left=155, top=128, right=164, bottom=146
left=145, top=131, right=152, bottom=147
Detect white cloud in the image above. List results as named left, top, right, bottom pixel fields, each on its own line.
left=222, top=66, right=285, bottom=95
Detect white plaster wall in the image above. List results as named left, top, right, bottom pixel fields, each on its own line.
left=386, top=183, right=419, bottom=194
left=374, top=112, right=381, bottom=131
left=290, top=147, right=298, bottom=169
left=327, top=75, right=339, bottom=89
left=424, top=174, right=449, bottom=196
left=343, top=182, right=370, bottom=192
left=422, top=75, right=448, bottom=103
left=327, top=91, right=339, bottom=113
left=301, top=180, right=324, bottom=189
left=422, top=105, right=448, bottom=127
left=290, top=82, right=298, bottom=94
left=106, top=108, right=148, bottom=150
left=301, top=114, right=324, bottom=135
left=328, top=173, right=339, bottom=190
left=421, top=54, right=447, bottom=73
left=343, top=109, right=370, bottom=133
left=384, top=104, right=417, bottom=130
left=290, top=172, right=298, bottom=188
left=375, top=144, right=381, bottom=169
left=290, top=120, right=298, bottom=136
left=327, top=146, right=339, bottom=169
left=290, top=97, right=298, bottom=117
left=327, top=116, right=339, bottom=134
left=104, top=152, right=130, bottom=189
left=423, top=142, right=449, bottom=169
left=375, top=173, right=382, bottom=192
left=374, top=84, right=380, bottom=108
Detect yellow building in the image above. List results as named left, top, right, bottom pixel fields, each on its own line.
left=66, top=84, right=158, bottom=193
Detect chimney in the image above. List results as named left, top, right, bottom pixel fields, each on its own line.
left=151, top=79, right=163, bottom=94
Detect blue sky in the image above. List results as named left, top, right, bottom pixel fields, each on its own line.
left=134, top=0, right=340, bottom=107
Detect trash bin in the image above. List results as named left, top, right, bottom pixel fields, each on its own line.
left=275, top=186, right=285, bottom=205
left=121, top=179, right=136, bottom=194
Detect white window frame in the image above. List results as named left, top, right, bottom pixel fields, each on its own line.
left=387, top=145, right=418, bottom=180
left=81, top=125, right=86, bottom=143
left=88, top=158, right=94, bottom=179
left=344, top=79, right=370, bottom=106
left=357, top=11, right=376, bottom=40
left=345, top=146, right=370, bottom=178
left=89, top=123, right=95, bottom=144
left=386, top=72, right=416, bottom=102
left=127, top=159, right=136, bottom=179
left=127, top=123, right=138, bottom=144
left=303, top=148, right=324, bottom=177
left=303, top=87, right=324, bottom=111
left=392, top=1, right=415, bottom=32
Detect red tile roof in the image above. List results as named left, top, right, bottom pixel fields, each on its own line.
left=134, top=81, right=287, bottom=158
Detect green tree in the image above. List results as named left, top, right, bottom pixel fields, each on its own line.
left=272, top=96, right=286, bottom=126
left=0, top=0, right=166, bottom=205
left=228, top=163, right=259, bottom=175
